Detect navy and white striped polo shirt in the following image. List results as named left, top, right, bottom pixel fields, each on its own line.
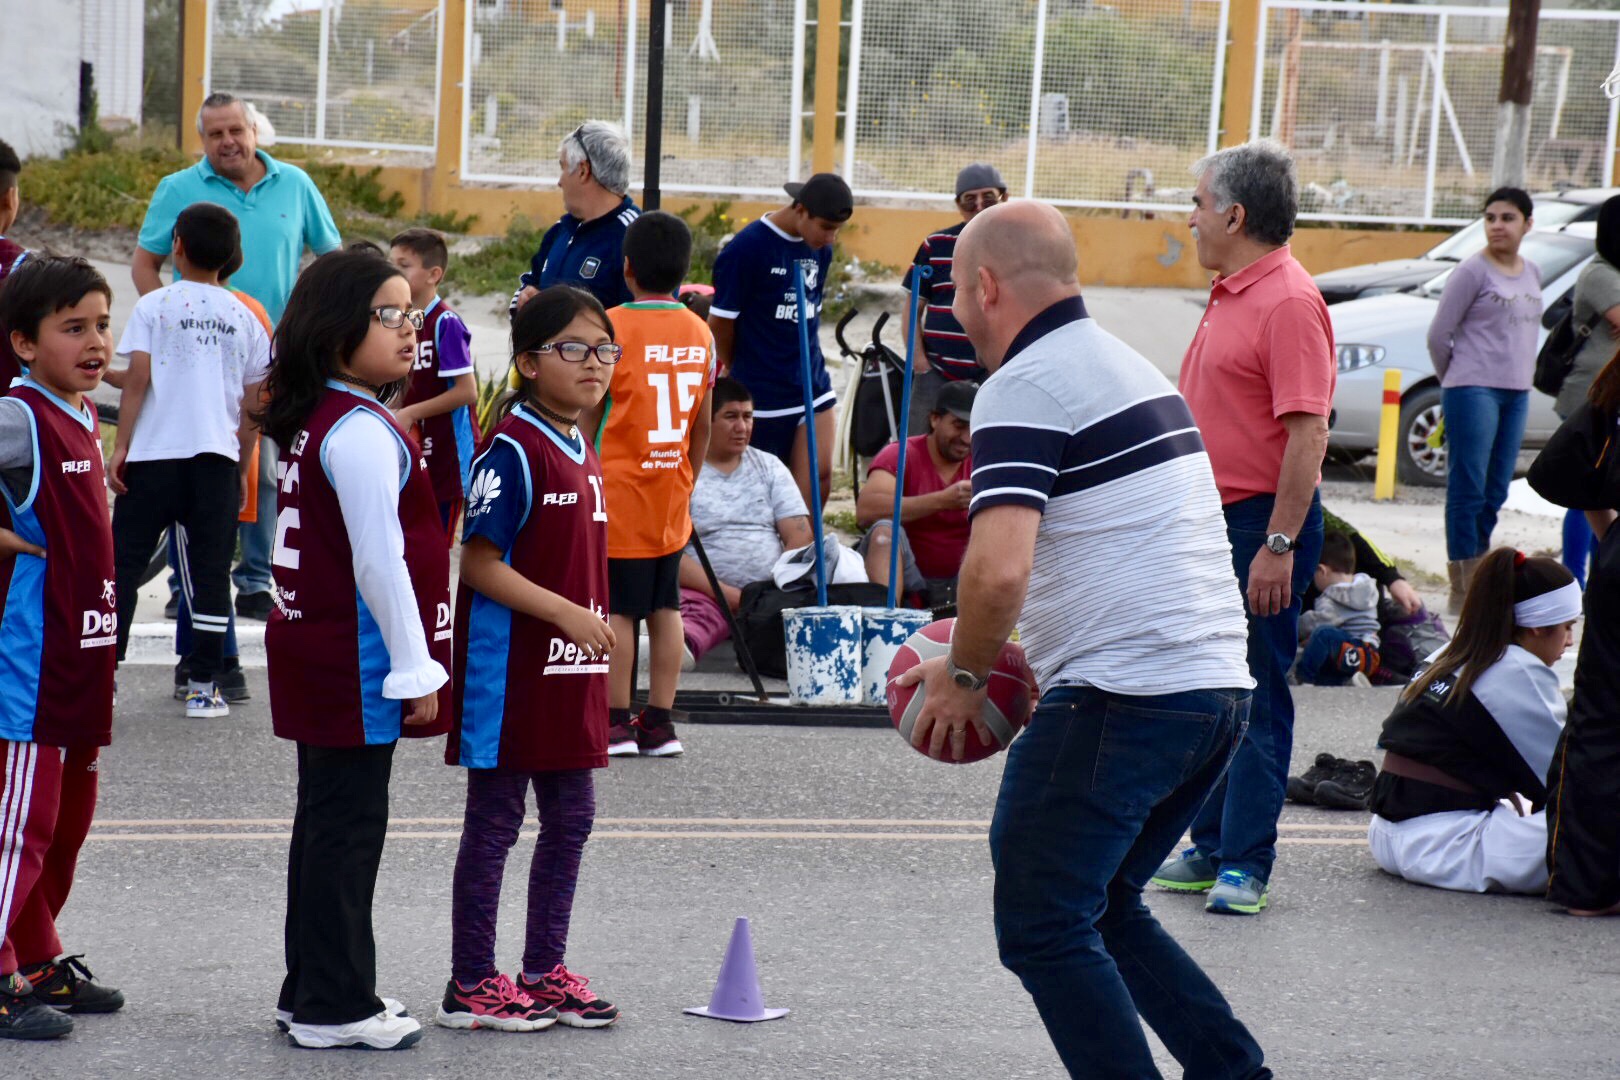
left=969, top=295, right=1253, bottom=695
left=903, top=223, right=982, bottom=382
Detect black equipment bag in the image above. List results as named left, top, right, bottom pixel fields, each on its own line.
left=734, top=581, right=892, bottom=680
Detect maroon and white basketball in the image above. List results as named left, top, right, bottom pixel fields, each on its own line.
left=885, top=618, right=1037, bottom=764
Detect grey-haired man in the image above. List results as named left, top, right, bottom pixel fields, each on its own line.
left=512, top=120, right=641, bottom=315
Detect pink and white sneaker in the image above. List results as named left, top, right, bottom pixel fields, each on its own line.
left=434, top=974, right=557, bottom=1032
left=517, top=965, right=619, bottom=1028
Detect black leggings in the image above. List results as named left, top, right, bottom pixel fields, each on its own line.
left=112, top=454, right=239, bottom=683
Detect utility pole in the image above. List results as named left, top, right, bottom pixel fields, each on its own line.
left=1491, top=0, right=1540, bottom=188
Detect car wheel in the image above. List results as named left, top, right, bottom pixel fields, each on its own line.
left=1397, top=386, right=1447, bottom=488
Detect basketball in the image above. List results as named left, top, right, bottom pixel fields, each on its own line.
left=885, top=618, right=1038, bottom=763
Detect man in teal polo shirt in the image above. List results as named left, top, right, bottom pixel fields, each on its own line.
left=132, top=91, right=341, bottom=628
left=133, top=92, right=341, bottom=323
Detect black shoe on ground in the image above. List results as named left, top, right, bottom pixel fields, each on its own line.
left=21, top=955, right=124, bottom=1014
left=235, top=591, right=273, bottom=621
left=218, top=659, right=250, bottom=703
left=1314, top=760, right=1377, bottom=810
left=173, top=659, right=190, bottom=701
left=164, top=594, right=179, bottom=621
left=0, top=972, right=73, bottom=1039
left=1286, top=752, right=1340, bottom=805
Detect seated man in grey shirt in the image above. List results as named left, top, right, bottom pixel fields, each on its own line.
left=678, top=378, right=812, bottom=661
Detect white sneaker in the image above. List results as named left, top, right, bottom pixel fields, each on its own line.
left=184, top=684, right=229, bottom=719
left=1350, top=671, right=1373, bottom=689
left=287, top=1009, right=422, bottom=1050
left=277, top=996, right=407, bottom=1033
left=681, top=641, right=696, bottom=672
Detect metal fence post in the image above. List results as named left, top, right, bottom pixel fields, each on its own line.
left=315, top=0, right=331, bottom=143
left=624, top=0, right=639, bottom=144
left=789, top=0, right=807, bottom=180
left=1423, top=11, right=1448, bottom=223
left=1607, top=24, right=1620, bottom=189
left=182, top=0, right=208, bottom=155
left=1206, top=0, right=1231, bottom=154
left=842, top=0, right=865, bottom=185
left=1024, top=0, right=1048, bottom=198
left=433, top=0, right=468, bottom=217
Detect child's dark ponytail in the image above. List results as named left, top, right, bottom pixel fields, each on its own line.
left=498, top=286, right=615, bottom=420
left=258, top=251, right=407, bottom=449
left=1402, top=547, right=1574, bottom=705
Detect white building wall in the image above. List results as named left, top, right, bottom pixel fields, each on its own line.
left=0, top=0, right=85, bottom=157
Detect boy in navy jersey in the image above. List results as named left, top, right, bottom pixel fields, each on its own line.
left=709, top=173, right=852, bottom=508
left=389, top=228, right=478, bottom=535
left=0, top=256, right=125, bottom=1040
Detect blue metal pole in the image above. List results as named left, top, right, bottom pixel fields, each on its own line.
left=887, top=265, right=931, bottom=608
left=792, top=260, right=828, bottom=608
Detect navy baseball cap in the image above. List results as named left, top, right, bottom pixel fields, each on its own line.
left=784, top=173, right=854, bottom=223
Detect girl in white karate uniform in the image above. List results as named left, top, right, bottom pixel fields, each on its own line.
left=1366, top=549, right=1580, bottom=894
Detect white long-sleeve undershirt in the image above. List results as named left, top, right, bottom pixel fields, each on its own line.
left=322, top=408, right=447, bottom=701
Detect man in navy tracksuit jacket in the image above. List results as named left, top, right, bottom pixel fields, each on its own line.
left=510, top=120, right=639, bottom=317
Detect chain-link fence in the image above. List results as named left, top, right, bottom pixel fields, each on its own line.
left=845, top=0, right=1227, bottom=210
left=462, top=0, right=805, bottom=194
left=205, top=0, right=440, bottom=153
left=1254, top=0, right=1620, bottom=225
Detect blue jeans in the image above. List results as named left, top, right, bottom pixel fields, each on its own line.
left=1190, top=491, right=1323, bottom=883
left=1441, top=385, right=1528, bottom=562
left=1295, top=626, right=1365, bottom=686
left=234, top=436, right=277, bottom=596
left=1563, top=509, right=1595, bottom=589
left=991, top=685, right=1267, bottom=1080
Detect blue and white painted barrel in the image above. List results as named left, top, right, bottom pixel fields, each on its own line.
left=783, top=605, right=863, bottom=706
left=859, top=607, right=933, bottom=706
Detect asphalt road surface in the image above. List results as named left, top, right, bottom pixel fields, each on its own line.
left=3, top=668, right=1615, bottom=1078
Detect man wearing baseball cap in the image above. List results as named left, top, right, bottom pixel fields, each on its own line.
left=709, top=172, right=854, bottom=508
left=855, top=379, right=977, bottom=606
left=901, top=163, right=1007, bottom=427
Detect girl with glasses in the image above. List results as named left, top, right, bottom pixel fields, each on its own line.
left=257, top=250, right=452, bottom=1050
left=436, top=285, right=621, bottom=1033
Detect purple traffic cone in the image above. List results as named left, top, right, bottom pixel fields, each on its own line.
left=683, top=917, right=789, bottom=1022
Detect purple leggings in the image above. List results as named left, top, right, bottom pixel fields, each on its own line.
left=450, top=768, right=595, bottom=983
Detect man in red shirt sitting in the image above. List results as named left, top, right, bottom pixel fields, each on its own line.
left=855, top=381, right=975, bottom=605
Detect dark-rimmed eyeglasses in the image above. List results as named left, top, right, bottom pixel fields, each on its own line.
left=371, top=305, right=425, bottom=331
left=957, top=190, right=1004, bottom=210
left=525, top=342, right=623, bottom=365
left=571, top=126, right=596, bottom=179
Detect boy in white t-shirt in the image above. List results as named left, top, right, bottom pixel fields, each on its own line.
left=110, top=203, right=270, bottom=718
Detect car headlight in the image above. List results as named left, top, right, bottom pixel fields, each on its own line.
left=1336, top=344, right=1386, bottom=373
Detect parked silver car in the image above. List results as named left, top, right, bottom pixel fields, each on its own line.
left=1327, top=226, right=1596, bottom=486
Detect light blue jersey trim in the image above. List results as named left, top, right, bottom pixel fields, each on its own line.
left=0, top=402, right=48, bottom=739
left=355, top=591, right=401, bottom=745
left=455, top=432, right=534, bottom=768
left=18, top=378, right=95, bottom=433
left=512, top=403, right=585, bottom=464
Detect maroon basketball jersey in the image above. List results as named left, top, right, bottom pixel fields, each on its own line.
left=266, top=385, right=452, bottom=747
left=402, top=299, right=478, bottom=505
left=0, top=382, right=116, bottom=747
left=449, top=403, right=610, bottom=771
left=0, top=239, right=28, bottom=392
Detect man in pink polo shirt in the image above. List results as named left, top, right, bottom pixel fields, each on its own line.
left=1152, top=140, right=1335, bottom=917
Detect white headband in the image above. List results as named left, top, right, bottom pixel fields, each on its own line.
left=1514, top=580, right=1583, bottom=628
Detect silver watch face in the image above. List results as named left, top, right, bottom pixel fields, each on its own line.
left=1266, top=534, right=1292, bottom=554
left=952, top=669, right=978, bottom=689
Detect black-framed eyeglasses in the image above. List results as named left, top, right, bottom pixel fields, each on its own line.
left=570, top=126, right=596, bottom=179
left=957, top=190, right=1004, bottom=210
left=371, top=305, right=425, bottom=331
left=525, top=342, right=623, bottom=365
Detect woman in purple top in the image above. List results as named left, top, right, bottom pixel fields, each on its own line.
left=1427, top=187, right=1542, bottom=612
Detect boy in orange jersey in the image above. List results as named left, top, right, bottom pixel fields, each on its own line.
left=590, top=212, right=713, bottom=758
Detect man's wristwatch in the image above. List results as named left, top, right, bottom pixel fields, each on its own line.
left=946, top=653, right=989, bottom=692
left=1265, top=532, right=1296, bottom=555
